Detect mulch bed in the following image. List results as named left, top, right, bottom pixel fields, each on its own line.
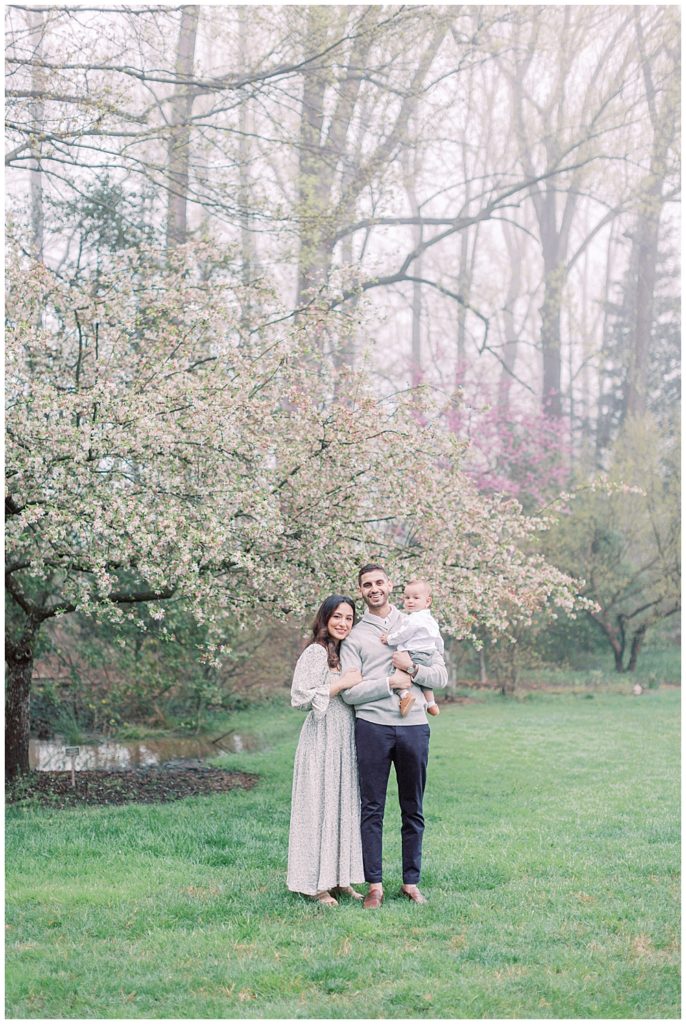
left=6, top=767, right=259, bottom=809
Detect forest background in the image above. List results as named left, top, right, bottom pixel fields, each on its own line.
left=5, top=4, right=680, bottom=773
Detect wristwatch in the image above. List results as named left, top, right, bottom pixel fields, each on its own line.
left=408, top=663, right=419, bottom=680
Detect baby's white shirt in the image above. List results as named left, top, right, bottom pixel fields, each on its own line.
left=386, top=608, right=444, bottom=656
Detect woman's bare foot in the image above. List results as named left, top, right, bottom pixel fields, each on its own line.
left=330, top=885, right=363, bottom=901
left=310, top=891, right=338, bottom=906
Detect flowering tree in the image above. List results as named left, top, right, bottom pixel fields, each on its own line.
left=546, top=416, right=680, bottom=671
left=6, top=244, right=582, bottom=777
left=445, top=379, right=571, bottom=510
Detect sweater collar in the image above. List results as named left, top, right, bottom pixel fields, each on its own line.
left=360, top=604, right=400, bottom=628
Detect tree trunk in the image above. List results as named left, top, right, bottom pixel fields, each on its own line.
left=332, top=220, right=358, bottom=382
left=165, top=5, right=200, bottom=250
left=456, top=227, right=469, bottom=374
left=497, top=223, right=523, bottom=413
left=595, top=222, right=618, bottom=464
left=455, top=175, right=474, bottom=382
left=624, top=172, right=662, bottom=419
left=296, top=8, right=331, bottom=307
left=410, top=255, right=423, bottom=388
left=578, top=247, right=595, bottom=450
left=531, top=178, right=577, bottom=421
left=5, top=626, right=38, bottom=779
left=626, top=624, right=648, bottom=672
left=404, top=153, right=423, bottom=389
left=238, top=6, right=255, bottom=334
left=28, top=9, right=45, bottom=259
left=589, top=611, right=627, bottom=672
left=624, top=8, right=675, bottom=420
left=332, top=148, right=363, bottom=385
left=538, top=188, right=565, bottom=418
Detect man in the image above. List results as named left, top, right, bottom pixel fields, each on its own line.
left=340, top=563, right=448, bottom=907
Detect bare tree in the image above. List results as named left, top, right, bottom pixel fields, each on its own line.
left=5, top=3, right=678, bottom=443
left=402, top=142, right=424, bottom=389
left=294, top=7, right=447, bottom=309
left=25, top=7, right=46, bottom=258
left=498, top=7, right=637, bottom=417
left=624, top=7, right=680, bottom=419
left=165, top=5, right=199, bottom=249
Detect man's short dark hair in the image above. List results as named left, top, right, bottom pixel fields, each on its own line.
left=358, top=563, right=389, bottom=585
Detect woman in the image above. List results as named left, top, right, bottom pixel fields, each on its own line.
left=287, top=594, right=365, bottom=905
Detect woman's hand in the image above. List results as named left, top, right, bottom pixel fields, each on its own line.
left=340, top=668, right=362, bottom=688
left=389, top=669, right=412, bottom=690
left=330, top=668, right=362, bottom=696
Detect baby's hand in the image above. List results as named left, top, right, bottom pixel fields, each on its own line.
left=380, top=633, right=389, bottom=645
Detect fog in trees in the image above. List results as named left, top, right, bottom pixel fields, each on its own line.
left=5, top=4, right=680, bottom=774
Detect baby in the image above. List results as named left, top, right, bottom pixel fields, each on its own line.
left=382, top=579, right=442, bottom=718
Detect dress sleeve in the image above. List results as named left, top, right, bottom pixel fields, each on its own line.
left=290, top=644, right=331, bottom=720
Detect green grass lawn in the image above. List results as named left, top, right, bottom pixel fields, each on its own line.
left=6, top=687, right=680, bottom=1019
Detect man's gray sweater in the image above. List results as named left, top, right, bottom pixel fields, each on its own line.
left=340, top=606, right=448, bottom=726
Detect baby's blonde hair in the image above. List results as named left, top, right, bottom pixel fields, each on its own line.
left=405, top=579, right=432, bottom=597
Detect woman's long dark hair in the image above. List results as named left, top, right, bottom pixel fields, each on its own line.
left=308, top=594, right=357, bottom=669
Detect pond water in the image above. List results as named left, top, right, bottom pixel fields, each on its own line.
left=29, top=731, right=260, bottom=771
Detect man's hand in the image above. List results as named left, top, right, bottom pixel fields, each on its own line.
left=392, top=651, right=413, bottom=672
left=389, top=669, right=412, bottom=690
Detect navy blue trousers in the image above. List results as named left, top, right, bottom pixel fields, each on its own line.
left=354, top=718, right=430, bottom=885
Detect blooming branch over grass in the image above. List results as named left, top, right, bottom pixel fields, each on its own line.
left=6, top=243, right=586, bottom=656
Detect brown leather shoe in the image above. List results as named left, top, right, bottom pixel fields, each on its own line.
left=426, top=703, right=440, bottom=716
left=399, top=693, right=415, bottom=717
left=362, top=888, right=384, bottom=909
left=400, top=887, right=428, bottom=904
